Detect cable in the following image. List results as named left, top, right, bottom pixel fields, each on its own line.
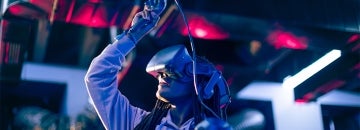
left=173, top=0, right=198, bottom=95
left=173, top=0, right=221, bottom=119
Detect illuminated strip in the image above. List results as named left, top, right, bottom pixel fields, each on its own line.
left=1, top=0, right=8, bottom=13
left=50, top=0, right=59, bottom=23
left=65, top=0, right=76, bottom=22
left=283, top=50, right=342, bottom=89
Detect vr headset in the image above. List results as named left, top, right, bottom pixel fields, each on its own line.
left=146, top=44, right=231, bottom=107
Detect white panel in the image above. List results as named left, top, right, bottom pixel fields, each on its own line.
left=21, top=62, right=89, bottom=118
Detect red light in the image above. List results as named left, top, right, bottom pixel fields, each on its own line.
left=353, top=62, right=360, bottom=70
left=295, top=93, right=313, bottom=103
left=181, top=15, right=229, bottom=40
left=8, top=6, right=22, bottom=14
left=71, top=3, right=94, bottom=26
left=194, top=28, right=207, bottom=37
left=347, top=34, right=360, bottom=52
left=70, top=3, right=115, bottom=28
left=29, top=0, right=52, bottom=13
left=5, top=2, right=49, bottom=19
left=295, top=99, right=308, bottom=104
left=347, top=34, right=360, bottom=43
left=267, top=30, right=308, bottom=50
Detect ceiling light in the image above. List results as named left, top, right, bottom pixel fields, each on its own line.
left=283, top=49, right=342, bottom=89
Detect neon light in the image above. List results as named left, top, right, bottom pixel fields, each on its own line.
left=65, top=0, right=76, bottom=22
left=283, top=50, right=341, bottom=89
left=180, top=15, right=229, bottom=40
left=267, top=30, right=308, bottom=50
left=194, top=28, right=207, bottom=37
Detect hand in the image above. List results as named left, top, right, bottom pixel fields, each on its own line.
left=127, top=0, right=167, bottom=43
left=144, top=0, right=167, bottom=17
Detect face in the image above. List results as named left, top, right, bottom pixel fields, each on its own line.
left=155, top=72, right=195, bottom=103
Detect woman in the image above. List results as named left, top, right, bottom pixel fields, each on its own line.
left=84, top=0, right=231, bottom=129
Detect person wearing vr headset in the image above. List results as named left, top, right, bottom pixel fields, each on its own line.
left=84, top=0, right=231, bottom=129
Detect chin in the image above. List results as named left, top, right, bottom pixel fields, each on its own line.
left=156, top=91, right=170, bottom=103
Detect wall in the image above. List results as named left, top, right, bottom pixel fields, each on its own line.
left=21, top=62, right=89, bottom=118
left=237, top=81, right=360, bottom=130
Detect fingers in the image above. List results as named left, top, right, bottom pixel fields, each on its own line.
left=145, top=0, right=158, bottom=7
left=144, top=0, right=167, bottom=15
left=131, top=11, right=159, bottom=27
left=146, top=0, right=162, bottom=7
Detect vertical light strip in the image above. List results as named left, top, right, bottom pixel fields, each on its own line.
left=283, top=49, right=342, bottom=89
left=1, top=0, right=8, bottom=13
left=65, top=0, right=76, bottom=22
left=50, top=0, right=59, bottom=23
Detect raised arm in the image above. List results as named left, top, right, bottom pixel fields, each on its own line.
left=84, top=0, right=167, bottom=129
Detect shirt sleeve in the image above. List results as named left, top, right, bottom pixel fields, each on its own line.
left=84, top=33, right=149, bottom=130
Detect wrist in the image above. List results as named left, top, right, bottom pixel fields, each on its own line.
left=121, top=29, right=137, bottom=43
left=113, top=33, right=136, bottom=55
